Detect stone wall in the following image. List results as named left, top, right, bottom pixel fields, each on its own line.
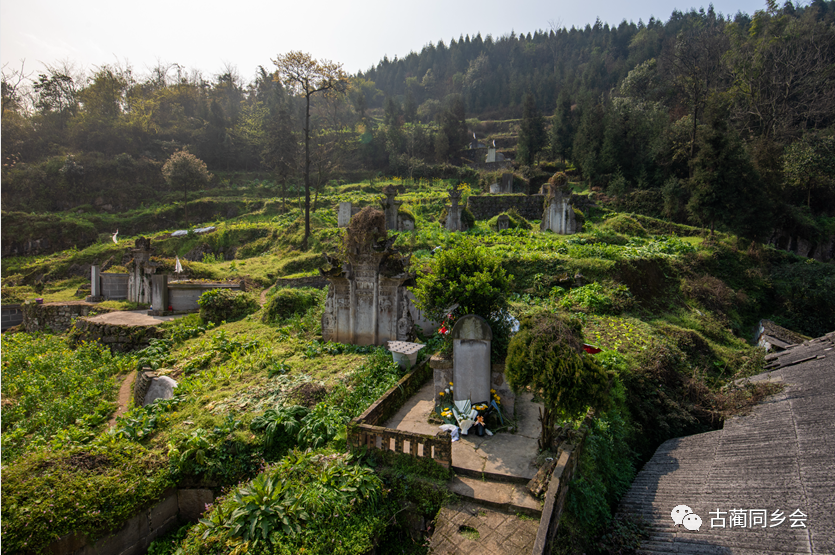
left=467, top=193, right=597, bottom=222
left=101, top=273, right=129, bottom=300
left=134, top=369, right=157, bottom=406
left=70, top=318, right=165, bottom=353
left=22, top=301, right=111, bottom=333
left=2, top=303, right=23, bottom=330
left=467, top=194, right=545, bottom=221
left=532, top=415, right=594, bottom=555
left=45, top=488, right=214, bottom=555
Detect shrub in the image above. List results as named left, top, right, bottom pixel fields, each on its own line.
left=186, top=451, right=384, bottom=552
left=411, top=236, right=513, bottom=357
left=262, top=288, right=321, bottom=324
left=505, top=311, right=611, bottom=448
left=197, top=289, right=259, bottom=323
left=600, top=214, right=648, bottom=238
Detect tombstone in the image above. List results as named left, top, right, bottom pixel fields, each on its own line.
left=150, top=274, right=169, bottom=313
left=540, top=183, right=578, bottom=235
left=338, top=202, right=353, bottom=227
left=486, top=148, right=506, bottom=163
left=380, top=185, right=402, bottom=231
left=127, top=237, right=158, bottom=304
left=320, top=209, right=416, bottom=346
left=496, top=214, right=510, bottom=231
left=451, top=315, right=492, bottom=404
left=90, top=265, right=102, bottom=299
left=489, top=173, right=514, bottom=194
left=444, top=184, right=465, bottom=232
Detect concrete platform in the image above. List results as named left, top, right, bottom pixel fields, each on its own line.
left=85, top=310, right=184, bottom=326
left=384, top=380, right=543, bottom=481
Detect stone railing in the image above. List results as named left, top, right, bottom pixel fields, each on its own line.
left=531, top=414, right=594, bottom=555
left=347, top=359, right=452, bottom=468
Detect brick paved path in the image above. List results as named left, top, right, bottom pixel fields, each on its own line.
left=429, top=501, right=539, bottom=555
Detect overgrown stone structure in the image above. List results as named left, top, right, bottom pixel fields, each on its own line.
left=127, top=237, right=158, bottom=304
left=489, top=172, right=514, bottom=194
left=320, top=208, right=416, bottom=346
left=443, top=183, right=467, bottom=232
left=380, top=185, right=416, bottom=231
left=540, top=183, right=579, bottom=235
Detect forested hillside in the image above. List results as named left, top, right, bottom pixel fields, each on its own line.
left=2, top=1, right=835, bottom=246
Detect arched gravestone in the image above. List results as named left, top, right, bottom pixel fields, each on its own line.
left=451, top=315, right=492, bottom=404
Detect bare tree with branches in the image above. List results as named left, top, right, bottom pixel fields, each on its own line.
left=272, top=51, right=347, bottom=250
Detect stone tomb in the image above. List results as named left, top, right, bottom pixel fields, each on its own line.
left=451, top=315, right=492, bottom=404
left=127, top=237, right=159, bottom=304
left=320, top=219, right=416, bottom=346
left=540, top=183, right=579, bottom=235
left=443, top=184, right=467, bottom=232
left=496, top=214, right=510, bottom=230
left=489, top=172, right=514, bottom=194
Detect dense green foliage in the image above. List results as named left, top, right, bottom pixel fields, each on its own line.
left=262, top=287, right=322, bottom=323
left=179, top=451, right=386, bottom=554
left=506, top=311, right=611, bottom=448
left=1, top=441, right=174, bottom=553
left=198, top=288, right=260, bottom=323
left=1, top=333, right=130, bottom=463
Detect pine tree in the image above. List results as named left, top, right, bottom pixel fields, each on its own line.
left=516, top=91, right=546, bottom=166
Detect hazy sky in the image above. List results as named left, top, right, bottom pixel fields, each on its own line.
left=2, top=0, right=772, bottom=81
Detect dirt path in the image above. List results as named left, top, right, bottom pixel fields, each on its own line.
left=108, top=372, right=136, bottom=427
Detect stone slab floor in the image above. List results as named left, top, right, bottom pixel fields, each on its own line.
left=428, top=500, right=539, bottom=555
left=384, top=380, right=543, bottom=480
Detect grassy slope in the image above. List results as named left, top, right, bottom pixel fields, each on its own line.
left=2, top=174, right=833, bottom=554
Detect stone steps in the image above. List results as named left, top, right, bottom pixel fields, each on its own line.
left=615, top=333, right=835, bottom=555
left=448, top=475, right=543, bottom=517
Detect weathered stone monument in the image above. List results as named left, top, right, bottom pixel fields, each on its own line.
left=89, top=265, right=102, bottom=301
left=320, top=207, right=416, bottom=346
left=127, top=238, right=158, bottom=304
left=379, top=185, right=416, bottom=231
left=381, top=185, right=402, bottom=231
left=451, top=315, right=492, bottom=404
left=489, top=172, right=514, bottom=194
left=338, top=202, right=353, bottom=227
left=486, top=147, right=506, bottom=163
left=540, top=183, right=579, bottom=235
left=443, top=183, right=467, bottom=232
left=496, top=214, right=510, bottom=231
